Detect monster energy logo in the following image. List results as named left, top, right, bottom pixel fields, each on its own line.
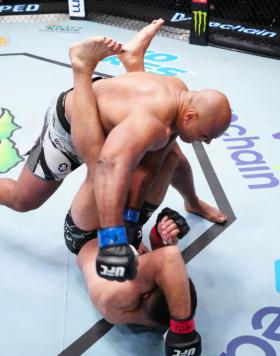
left=193, top=11, right=207, bottom=35
left=0, top=108, right=23, bottom=173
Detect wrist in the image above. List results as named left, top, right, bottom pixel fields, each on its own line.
left=151, top=226, right=162, bottom=241
left=170, top=317, right=195, bottom=334
left=124, top=208, right=140, bottom=223
left=98, top=226, right=127, bottom=248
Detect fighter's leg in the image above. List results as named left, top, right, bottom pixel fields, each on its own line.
left=69, top=36, right=124, bottom=165
left=0, top=164, right=61, bottom=212
left=119, top=19, right=164, bottom=72
left=68, top=37, right=124, bottom=230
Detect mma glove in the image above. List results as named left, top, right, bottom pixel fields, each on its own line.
left=156, top=208, right=190, bottom=239
left=165, top=317, right=201, bottom=356
left=125, top=220, right=143, bottom=250
left=124, top=207, right=143, bottom=250
left=96, top=226, right=138, bottom=282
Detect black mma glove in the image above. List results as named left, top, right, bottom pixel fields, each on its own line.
left=96, top=226, right=138, bottom=282
left=156, top=207, right=190, bottom=240
left=125, top=220, right=143, bottom=250
left=124, top=207, right=143, bottom=250
left=165, top=318, right=201, bottom=356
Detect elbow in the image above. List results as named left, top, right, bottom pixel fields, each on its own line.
left=96, top=154, right=131, bottom=175
left=96, top=156, right=119, bottom=177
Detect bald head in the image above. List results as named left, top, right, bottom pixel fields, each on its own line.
left=191, top=89, right=231, bottom=137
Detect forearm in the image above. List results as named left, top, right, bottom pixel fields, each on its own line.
left=94, top=158, right=131, bottom=228
left=154, top=247, right=191, bottom=319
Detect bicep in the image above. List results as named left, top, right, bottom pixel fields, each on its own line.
left=99, top=117, right=166, bottom=169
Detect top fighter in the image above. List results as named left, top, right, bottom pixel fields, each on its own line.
left=66, top=21, right=231, bottom=281
left=0, top=20, right=231, bottom=281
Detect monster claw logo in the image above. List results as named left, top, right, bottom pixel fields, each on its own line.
left=193, top=11, right=207, bottom=35
left=0, top=108, right=23, bottom=173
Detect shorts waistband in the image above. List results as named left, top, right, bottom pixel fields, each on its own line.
left=55, top=76, right=104, bottom=136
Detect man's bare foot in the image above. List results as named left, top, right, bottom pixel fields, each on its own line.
left=119, top=18, right=164, bottom=72
left=69, top=36, right=124, bottom=74
left=185, top=199, right=227, bottom=224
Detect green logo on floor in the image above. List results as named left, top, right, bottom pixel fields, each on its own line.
left=0, top=108, right=23, bottom=173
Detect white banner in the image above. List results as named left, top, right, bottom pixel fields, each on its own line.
left=68, top=0, right=85, bottom=18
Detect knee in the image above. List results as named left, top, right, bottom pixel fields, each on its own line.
left=161, top=245, right=182, bottom=267
left=12, top=197, right=41, bottom=212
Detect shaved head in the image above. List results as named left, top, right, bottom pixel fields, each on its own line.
left=191, top=89, right=231, bottom=137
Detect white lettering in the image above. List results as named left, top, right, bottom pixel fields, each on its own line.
left=100, top=265, right=125, bottom=277
left=0, top=5, right=12, bottom=12
left=209, top=21, right=277, bottom=38
left=13, top=4, right=25, bottom=12
left=0, top=4, right=39, bottom=13
left=170, top=12, right=191, bottom=22
left=26, top=4, right=39, bottom=11
left=209, top=21, right=221, bottom=28
left=244, top=28, right=257, bottom=34
left=220, top=24, right=234, bottom=30
left=172, top=348, right=196, bottom=356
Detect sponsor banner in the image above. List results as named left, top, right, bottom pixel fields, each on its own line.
left=223, top=112, right=279, bottom=190
left=68, top=0, right=86, bottom=18
left=0, top=2, right=67, bottom=16
left=221, top=260, right=280, bottom=354
left=102, top=49, right=189, bottom=78
left=171, top=12, right=280, bottom=41
left=40, top=24, right=82, bottom=34
left=0, top=4, right=40, bottom=14
left=221, top=306, right=280, bottom=355
left=190, top=0, right=209, bottom=45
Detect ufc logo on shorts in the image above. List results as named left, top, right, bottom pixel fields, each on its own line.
left=100, top=265, right=125, bottom=277
left=172, top=348, right=196, bottom=356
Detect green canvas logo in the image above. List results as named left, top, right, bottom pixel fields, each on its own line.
left=0, top=108, right=23, bottom=173
left=193, top=11, right=207, bottom=35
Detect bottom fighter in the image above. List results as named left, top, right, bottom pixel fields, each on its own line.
left=66, top=208, right=202, bottom=356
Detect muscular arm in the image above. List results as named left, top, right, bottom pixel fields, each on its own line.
left=94, top=113, right=169, bottom=228
left=170, top=143, right=198, bottom=206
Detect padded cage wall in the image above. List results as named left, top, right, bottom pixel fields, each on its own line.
left=85, top=0, right=280, bottom=58
left=208, top=0, right=280, bottom=58
left=85, top=0, right=192, bottom=38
